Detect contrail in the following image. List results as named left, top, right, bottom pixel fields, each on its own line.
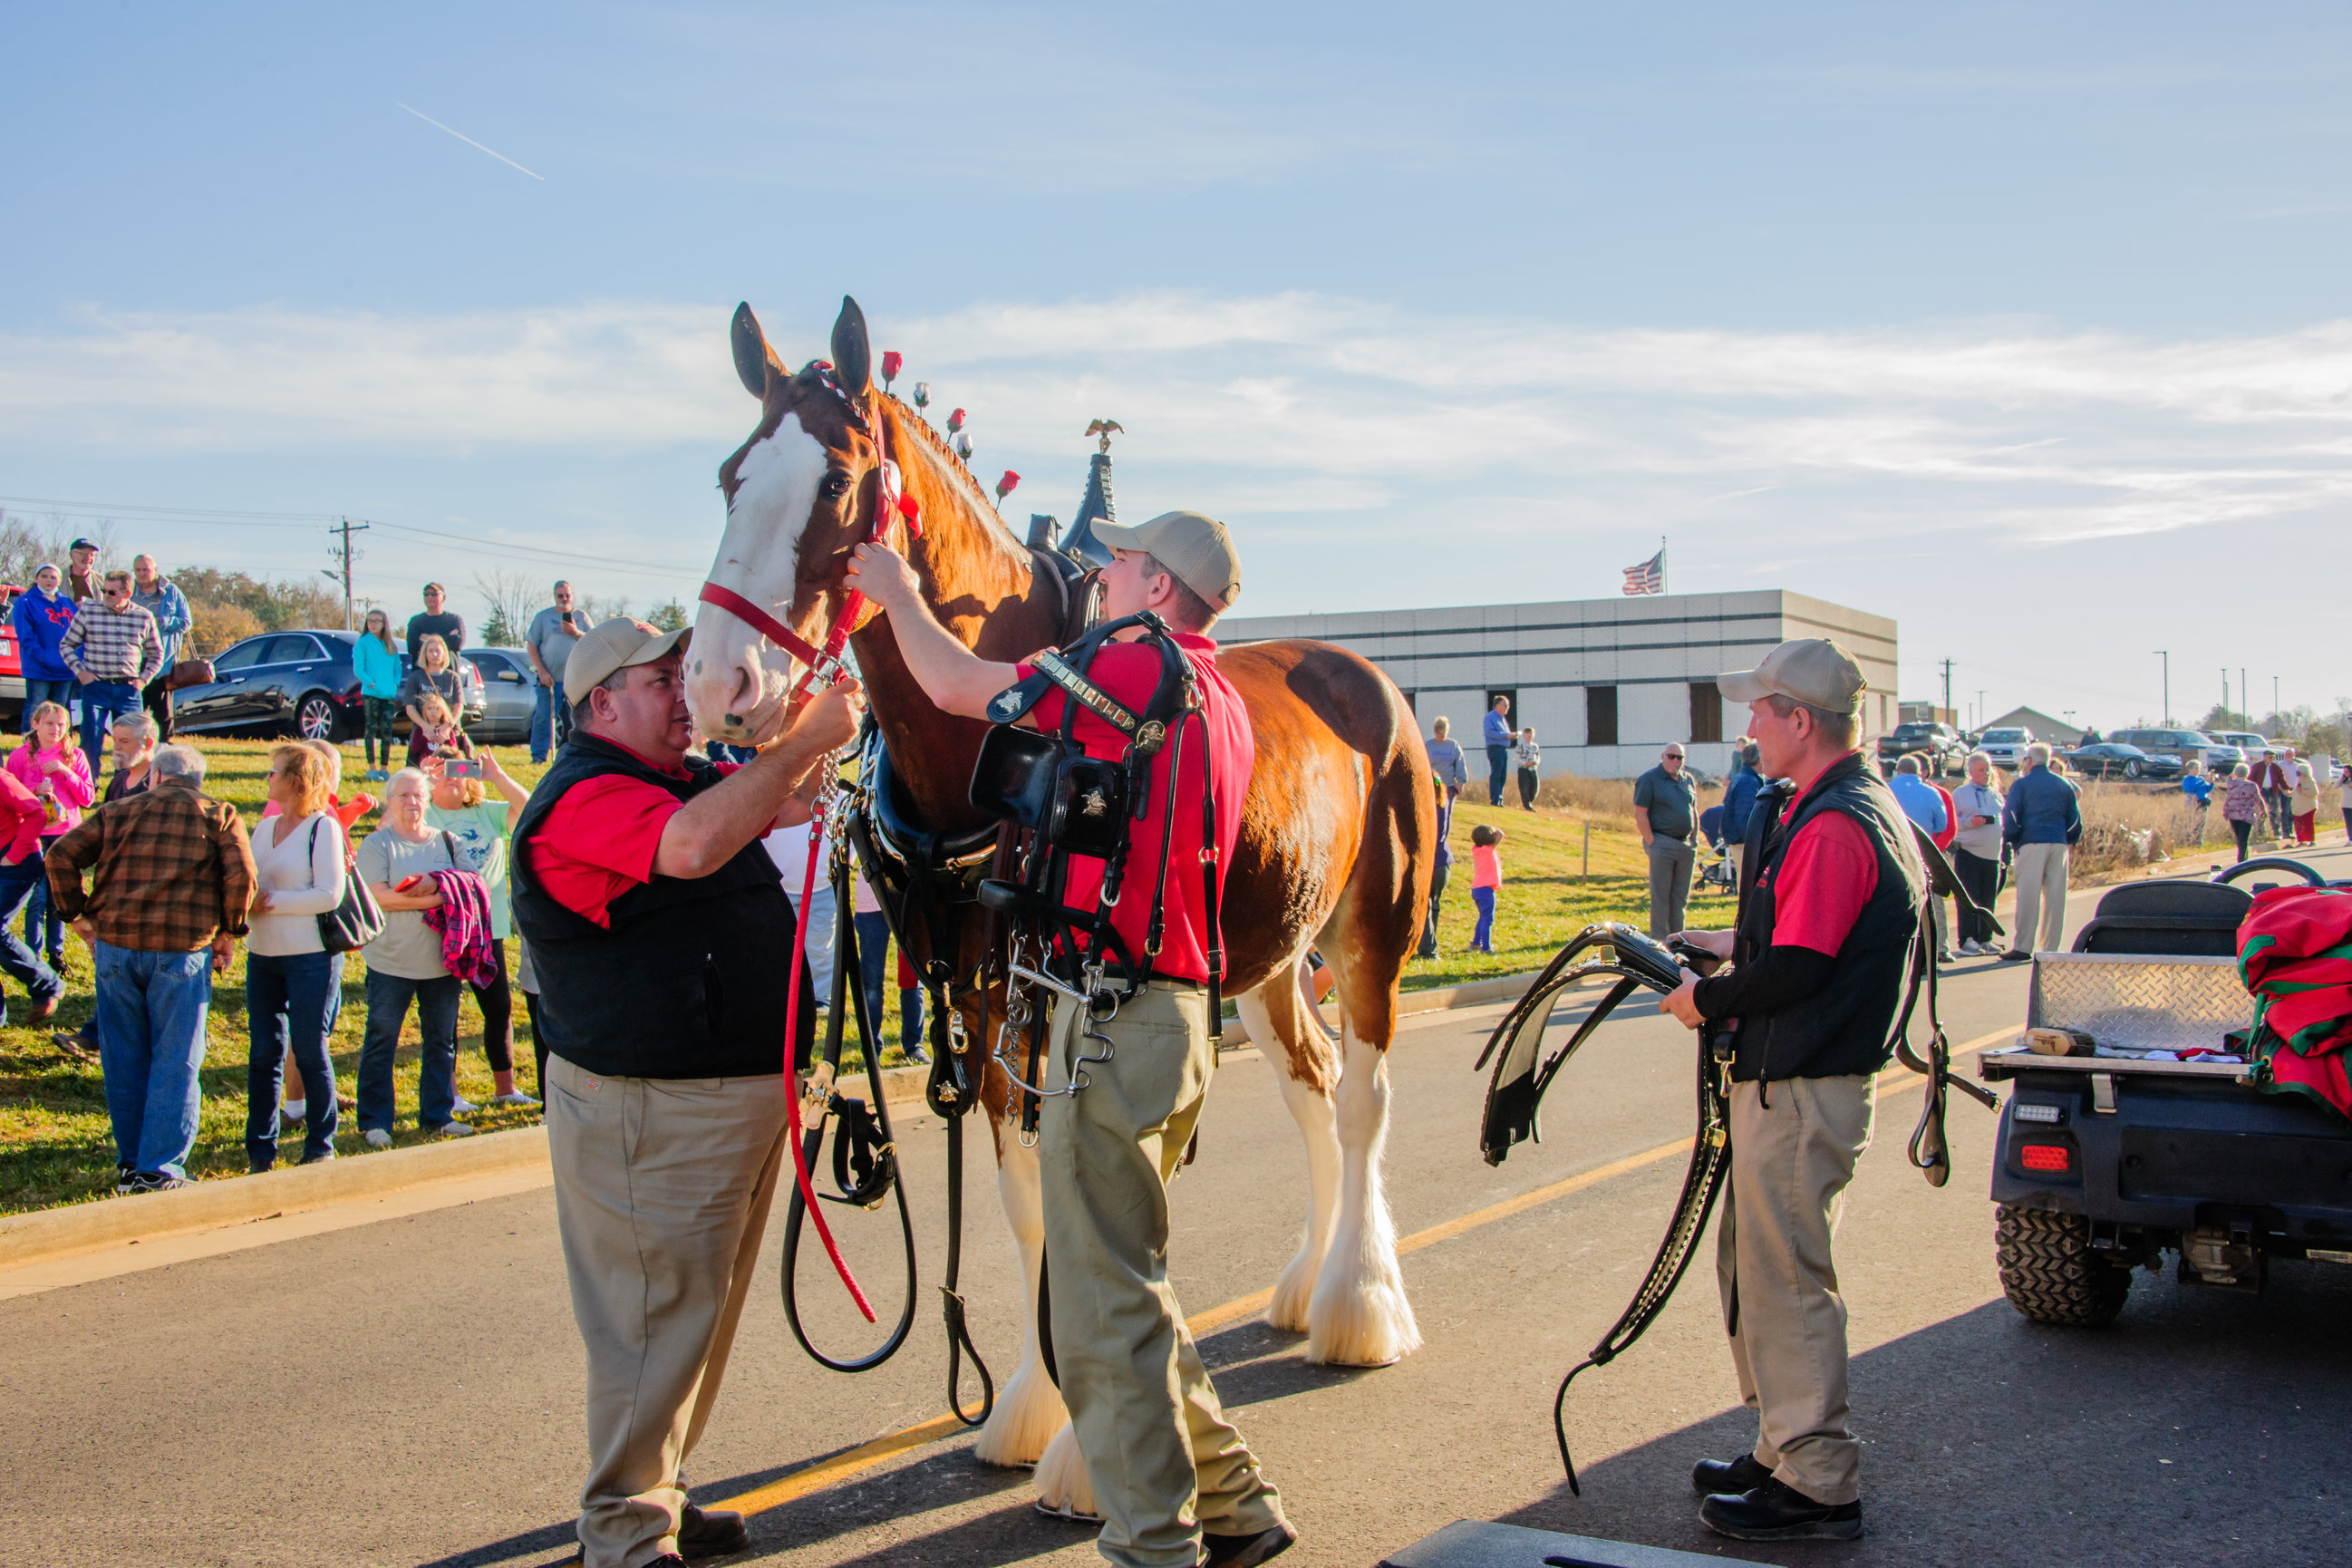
left=397, top=102, right=545, bottom=180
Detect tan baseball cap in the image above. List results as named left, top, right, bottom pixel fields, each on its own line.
left=1718, top=638, right=1866, bottom=714
left=566, top=615, right=692, bottom=694
left=1091, top=509, right=1244, bottom=612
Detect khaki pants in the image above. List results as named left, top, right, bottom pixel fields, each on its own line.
left=546, top=1054, right=789, bottom=1568
left=1716, top=1073, right=1875, bottom=1506
left=2010, top=841, right=2070, bottom=953
left=1042, top=982, right=1286, bottom=1568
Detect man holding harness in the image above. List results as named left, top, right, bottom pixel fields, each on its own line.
left=1660, top=638, right=1925, bottom=1544
left=847, top=510, right=1293, bottom=1568
left=510, top=616, right=860, bottom=1568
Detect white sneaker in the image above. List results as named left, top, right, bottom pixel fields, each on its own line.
left=1957, top=940, right=1982, bottom=957
left=281, top=1099, right=306, bottom=1126
left=432, top=1121, right=479, bottom=1138
left=449, top=1097, right=481, bottom=1116
left=490, top=1091, right=541, bottom=1108
left=363, top=1128, right=392, bottom=1148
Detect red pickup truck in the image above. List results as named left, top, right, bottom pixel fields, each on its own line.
left=0, top=585, right=24, bottom=727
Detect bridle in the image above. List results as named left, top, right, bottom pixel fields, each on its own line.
left=698, top=367, right=922, bottom=708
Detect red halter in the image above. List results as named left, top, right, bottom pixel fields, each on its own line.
left=698, top=395, right=921, bottom=705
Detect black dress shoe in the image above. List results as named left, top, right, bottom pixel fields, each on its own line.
left=1699, top=1477, right=1863, bottom=1541
left=1691, top=1453, right=1773, bottom=1495
left=1201, top=1522, right=1297, bottom=1567
left=1999, top=949, right=2030, bottom=962
left=679, top=1504, right=748, bottom=1559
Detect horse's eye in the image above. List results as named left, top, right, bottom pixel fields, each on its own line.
left=821, top=471, right=853, bottom=500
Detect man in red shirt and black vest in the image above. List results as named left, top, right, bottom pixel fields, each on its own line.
left=1662, top=638, right=1926, bottom=1544
left=511, top=616, right=861, bottom=1568
left=847, top=510, right=1292, bottom=1568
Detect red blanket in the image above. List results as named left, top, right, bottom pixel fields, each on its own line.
left=2238, top=885, right=2352, bottom=1119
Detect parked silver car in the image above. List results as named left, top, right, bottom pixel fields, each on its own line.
left=461, top=646, right=539, bottom=747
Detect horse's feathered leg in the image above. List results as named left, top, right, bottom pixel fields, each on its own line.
left=1235, top=966, right=1342, bottom=1333
left=973, top=1119, right=1068, bottom=1468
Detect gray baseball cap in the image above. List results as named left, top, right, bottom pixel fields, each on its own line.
left=1718, top=638, right=1865, bottom=714
left=566, top=615, right=692, bottom=694
left=1091, top=509, right=1243, bottom=612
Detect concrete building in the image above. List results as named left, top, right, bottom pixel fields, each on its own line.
left=1982, top=706, right=2083, bottom=748
left=1216, top=589, right=1898, bottom=779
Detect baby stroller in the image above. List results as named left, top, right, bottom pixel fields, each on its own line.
left=1696, top=804, right=1736, bottom=895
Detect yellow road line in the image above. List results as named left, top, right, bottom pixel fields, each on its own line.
left=713, top=1021, right=2015, bottom=1517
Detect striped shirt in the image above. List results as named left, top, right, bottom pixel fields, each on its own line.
left=57, top=599, right=164, bottom=686
left=44, top=777, right=256, bottom=952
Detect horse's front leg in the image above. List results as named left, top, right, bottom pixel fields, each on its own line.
left=972, top=1106, right=1070, bottom=1469
left=1304, top=944, right=1422, bottom=1367
left=1234, top=967, right=1342, bottom=1333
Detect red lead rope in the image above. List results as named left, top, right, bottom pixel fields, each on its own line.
left=704, top=405, right=921, bottom=1320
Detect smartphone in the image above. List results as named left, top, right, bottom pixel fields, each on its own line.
left=441, top=758, right=478, bottom=779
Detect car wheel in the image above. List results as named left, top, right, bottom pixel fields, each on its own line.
left=2124, top=760, right=2142, bottom=779
left=294, top=692, right=340, bottom=742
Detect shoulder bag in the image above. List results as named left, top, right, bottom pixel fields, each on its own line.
left=311, top=817, right=386, bottom=954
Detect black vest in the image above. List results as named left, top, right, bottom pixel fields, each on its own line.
left=1731, top=751, right=1926, bottom=1083
left=511, top=733, right=792, bottom=1079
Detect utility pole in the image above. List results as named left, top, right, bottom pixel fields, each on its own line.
left=1975, top=690, right=1987, bottom=733
left=2154, top=650, right=2170, bottom=724
left=1939, top=658, right=1955, bottom=723
left=2221, top=667, right=2229, bottom=724
left=2274, top=676, right=2281, bottom=730
left=329, top=517, right=369, bottom=631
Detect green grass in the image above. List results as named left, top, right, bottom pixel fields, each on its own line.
left=0, top=736, right=1695, bottom=1215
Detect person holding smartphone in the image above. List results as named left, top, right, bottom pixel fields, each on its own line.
left=526, top=580, right=586, bottom=764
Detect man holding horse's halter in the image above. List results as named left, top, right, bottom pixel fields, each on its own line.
left=847, top=512, right=1296, bottom=1568
left=1659, top=638, right=1925, bottom=1544
left=509, top=616, right=862, bottom=1568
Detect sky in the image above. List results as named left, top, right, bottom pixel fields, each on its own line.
left=4, top=2, right=2349, bottom=730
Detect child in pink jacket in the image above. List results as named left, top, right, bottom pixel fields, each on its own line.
left=8, top=701, right=95, bottom=968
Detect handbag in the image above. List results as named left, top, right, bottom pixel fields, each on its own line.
left=165, top=658, right=216, bottom=691
left=309, top=818, right=385, bottom=953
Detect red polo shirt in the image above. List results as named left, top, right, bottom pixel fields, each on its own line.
left=1768, top=790, right=1880, bottom=957
left=526, top=742, right=740, bottom=927
left=1014, top=633, right=1253, bottom=983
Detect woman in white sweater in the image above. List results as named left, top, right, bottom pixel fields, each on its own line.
left=245, top=743, right=351, bottom=1170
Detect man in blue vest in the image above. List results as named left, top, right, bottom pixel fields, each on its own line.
left=512, top=616, right=861, bottom=1568
left=1661, top=638, right=1925, bottom=1544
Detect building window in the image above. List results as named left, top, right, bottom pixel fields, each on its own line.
left=1689, top=682, right=1722, bottom=743
left=1399, top=689, right=1417, bottom=715
left=1586, top=686, right=1619, bottom=748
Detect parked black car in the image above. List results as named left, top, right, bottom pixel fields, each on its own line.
left=2061, top=741, right=2181, bottom=780
left=171, top=630, right=487, bottom=741
left=1876, top=721, right=1967, bottom=774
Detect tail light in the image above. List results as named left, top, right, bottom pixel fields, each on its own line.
left=2020, top=1143, right=2071, bottom=1174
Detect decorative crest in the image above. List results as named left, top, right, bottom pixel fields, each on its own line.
left=1085, top=418, right=1124, bottom=454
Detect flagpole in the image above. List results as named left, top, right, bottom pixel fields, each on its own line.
left=1660, top=535, right=1668, bottom=595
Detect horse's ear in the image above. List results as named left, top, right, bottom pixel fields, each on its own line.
left=830, top=295, right=872, bottom=397
left=731, top=302, right=776, bottom=400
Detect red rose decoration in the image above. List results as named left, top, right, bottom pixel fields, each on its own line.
left=881, top=350, right=903, bottom=384
left=947, top=408, right=966, bottom=431
left=996, top=470, right=1021, bottom=500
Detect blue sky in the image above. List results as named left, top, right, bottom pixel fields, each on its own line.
left=4, top=3, right=2348, bottom=728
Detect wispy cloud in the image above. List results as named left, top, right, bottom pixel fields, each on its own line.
left=6, top=293, right=2351, bottom=547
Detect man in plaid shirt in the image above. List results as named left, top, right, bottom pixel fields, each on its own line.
left=46, top=742, right=255, bottom=1194
left=59, top=566, right=164, bottom=781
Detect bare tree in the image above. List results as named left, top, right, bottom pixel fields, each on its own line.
left=473, top=568, right=544, bottom=648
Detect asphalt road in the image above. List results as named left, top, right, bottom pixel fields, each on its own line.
left=11, top=847, right=2352, bottom=1568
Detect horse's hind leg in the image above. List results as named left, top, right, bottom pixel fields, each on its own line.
left=973, top=1114, right=1069, bottom=1469
left=1234, top=964, right=1341, bottom=1333
left=1305, top=912, right=1422, bottom=1367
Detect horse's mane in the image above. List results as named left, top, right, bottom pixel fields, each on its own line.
left=876, top=390, right=1011, bottom=534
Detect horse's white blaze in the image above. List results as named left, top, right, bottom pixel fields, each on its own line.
left=1306, top=1028, right=1421, bottom=1367
left=685, top=412, right=828, bottom=744
left=975, top=1129, right=1069, bottom=1467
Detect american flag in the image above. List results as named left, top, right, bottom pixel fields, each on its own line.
left=1621, top=548, right=1664, bottom=595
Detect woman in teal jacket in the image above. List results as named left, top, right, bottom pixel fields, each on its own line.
left=352, top=609, right=403, bottom=780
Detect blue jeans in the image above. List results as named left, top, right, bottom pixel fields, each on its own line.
left=93, top=940, right=214, bottom=1177
left=358, top=968, right=461, bottom=1134
left=1486, top=744, right=1510, bottom=805
left=246, top=950, right=345, bottom=1166
left=78, top=679, right=141, bottom=779
left=0, top=854, right=62, bottom=1011
left=1471, top=885, right=1496, bottom=953
left=852, top=911, right=891, bottom=1032
left=530, top=677, right=566, bottom=763
left=21, top=851, right=63, bottom=961
left=21, top=676, right=73, bottom=732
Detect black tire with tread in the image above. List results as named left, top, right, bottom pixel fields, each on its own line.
left=1995, top=1205, right=2132, bottom=1326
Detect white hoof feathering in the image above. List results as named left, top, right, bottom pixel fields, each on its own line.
left=973, top=1353, right=1069, bottom=1468
left=1241, top=982, right=1343, bottom=1336
left=1305, top=1033, right=1422, bottom=1367
left=1031, top=1423, right=1098, bottom=1518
